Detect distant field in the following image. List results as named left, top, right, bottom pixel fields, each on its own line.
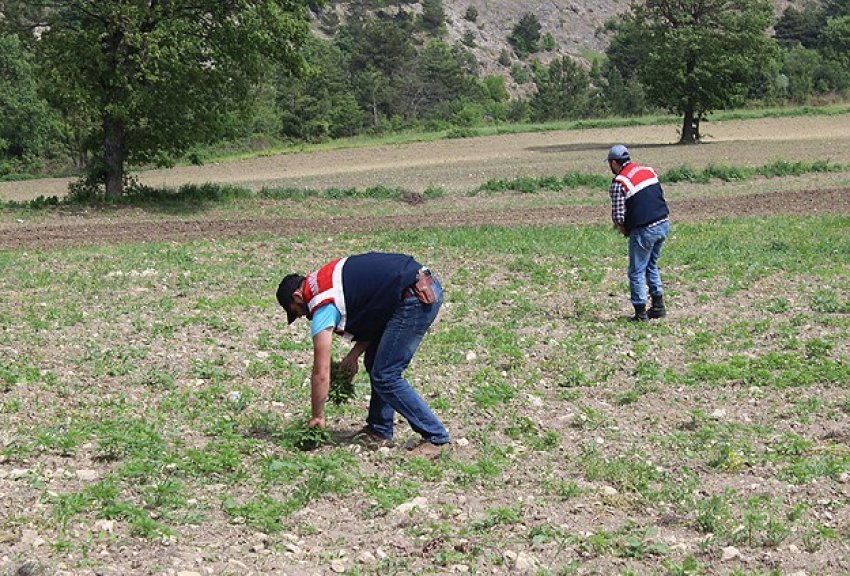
left=1, top=114, right=850, bottom=202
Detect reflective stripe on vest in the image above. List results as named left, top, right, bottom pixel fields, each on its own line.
left=303, top=257, right=348, bottom=333
left=614, top=163, right=659, bottom=201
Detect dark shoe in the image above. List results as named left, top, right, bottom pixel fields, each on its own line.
left=648, top=294, right=666, bottom=319
left=406, top=440, right=452, bottom=459
left=629, top=303, right=648, bottom=322
left=346, top=425, right=392, bottom=449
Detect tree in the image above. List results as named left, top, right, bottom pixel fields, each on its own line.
left=610, top=0, right=778, bottom=143
left=530, top=56, right=593, bottom=121
left=774, top=5, right=826, bottom=49
left=0, top=32, right=58, bottom=173
left=343, top=18, right=417, bottom=126
left=420, top=0, right=445, bottom=35
left=277, top=39, right=364, bottom=141
left=509, top=13, right=541, bottom=58
left=820, top=16, right=850, bottom=73
left=3, top=1, right=311, bottom=199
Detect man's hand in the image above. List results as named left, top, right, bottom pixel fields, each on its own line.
left=614, top=223, right=628, bottom=236
left=340, top=341, right=369, bottom=376
left=308, top=416, right=326, bottom=429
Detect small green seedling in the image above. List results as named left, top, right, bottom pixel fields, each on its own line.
left=328, top=360, right=356, bottom=405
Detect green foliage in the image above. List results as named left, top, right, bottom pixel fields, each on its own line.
left=328, top=361, right=357, bottom=405
left=509, top=13, right=541, bottom=58
left=0, top=33, right=58, bottom=176
left=611, top=0, right=780, bottom=142
left=464, top=6, right=478, bottom=22
left=4, top=0, right=312, bottom=198
left=531, top=56, right=596, bottom=121
left=420, top=0, right=446, bottom=35
left=277, top=38, right=364, bottom=142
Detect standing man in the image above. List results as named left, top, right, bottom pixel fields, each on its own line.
left=276, top=252, right=451, bottom=457
left=606, top=144, right=670, bottom=321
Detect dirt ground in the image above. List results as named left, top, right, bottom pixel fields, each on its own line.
left=2, top=116, right=850, bottom=576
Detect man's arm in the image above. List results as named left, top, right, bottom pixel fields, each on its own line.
left=340, top=340, right=370, bottom=374
left=309, top=328, right=333, bottom=428
left=609, top=181, right=628, bottom=236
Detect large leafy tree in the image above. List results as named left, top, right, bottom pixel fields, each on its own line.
left=609, top=0, right=778, bottom=143
left=3, top=0, right=311, bottom=199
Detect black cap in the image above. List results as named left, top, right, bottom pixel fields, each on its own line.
left=277, top=274, right=305, bottom=324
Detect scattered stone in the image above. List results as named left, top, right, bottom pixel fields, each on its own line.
left=176, top=572, right=202, bottom=576
left=94, top=520, right=115, bottom=533
left=601, top=486, right=618, bottom=496
left=356, top=551, right=376, bottom=564
left=394, top=496, right=429, bottom=515
left=20, top=529, right=45, bottom=548
left=449, top=565, right=470, bottom=573
left=721, top=546, right=741, bottom=561
left=456, top=438, right=469, bottom=447
left=9, top=469, right=29, bottom=479
left=76, top=469, right=99, bottom=482
left=711, top=408, right=727, bottom=419
left=330, top=561, right=345, bottom=573
left=465, top=351, right=477, bottom=362
left=514, top=552, right=539, bottom=573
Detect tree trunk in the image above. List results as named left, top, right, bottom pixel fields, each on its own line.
left=103, top=114, right=125, bottom=199
left=679, top=109, right=700, bottom=144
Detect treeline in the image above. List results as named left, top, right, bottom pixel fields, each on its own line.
left=1, top=0, right=849, bottom=186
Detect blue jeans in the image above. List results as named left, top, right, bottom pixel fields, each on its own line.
left=628, top=220, right=669, bottom=305
left=363, top=278, right=451, bottom=445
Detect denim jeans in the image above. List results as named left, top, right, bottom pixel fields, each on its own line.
left=628, top=220, right=670, bottom=305
left=363, top=277, right=451, bottom=445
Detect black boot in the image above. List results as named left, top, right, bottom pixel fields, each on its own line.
left=629, top=303, right=648, bottom=322
left=648, top=294, right=666, bottom=319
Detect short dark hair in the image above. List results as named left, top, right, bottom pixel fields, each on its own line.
left=277, top=274, right=305, bottom=324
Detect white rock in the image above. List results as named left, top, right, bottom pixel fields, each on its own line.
left=456, top=438, right=469, bottom=447
left=601, top=486, right=618, bottom=496
left=450, top=565, right=469, bottom=573
left=514, top=552, right=539, bottom=572
left=711, top=408, right=727, bottom=419
left=721, top=546, right=741, bottom=561
left=76, top=469, right=99, bottom=482
left=9, top=469, right=29, bottom=479
left=21, top=529, right=44, bottom=547
left=330, top=561, right=345, bottom=573
left=94, top=520, right=115, bottom=533
left=395, top=497, right=429, bottom=515
left=465, top=351, right=477, bottom=362
left=226, top=391, right=242, bottom=403
left=527, top=394, right=543, bottom=408
left=176, top=572, right=202, bottom=576
left=357, top=551, right=376, bottom=564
